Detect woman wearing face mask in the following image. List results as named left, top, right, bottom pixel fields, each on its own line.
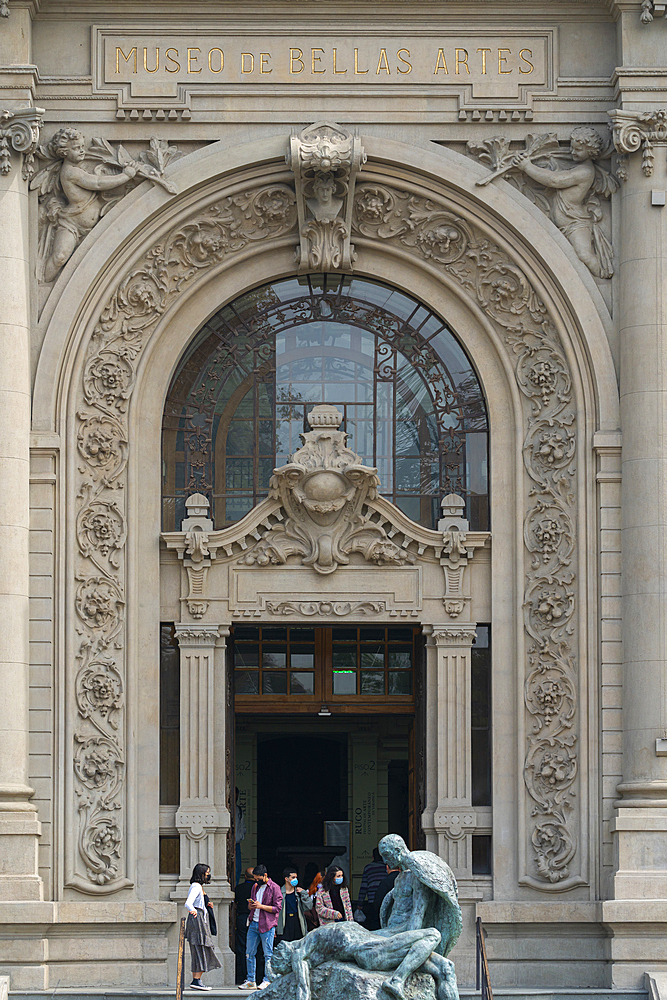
left=315, top=864, right=354, bottom=926
left=185, top=863, right=222, bottom=990
left=277, top=869, right=314, bottom=941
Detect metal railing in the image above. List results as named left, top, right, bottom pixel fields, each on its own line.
left=176, top=916, right=186, bottom=1000
left=475, top=916, right=493, bottom=1000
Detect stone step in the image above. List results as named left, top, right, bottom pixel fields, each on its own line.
left=8, top=990, right=650, bottom=1000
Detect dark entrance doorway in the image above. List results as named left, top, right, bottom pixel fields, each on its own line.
left=256, top=735, right=347, bottom=882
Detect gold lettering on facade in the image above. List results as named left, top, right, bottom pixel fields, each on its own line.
left=396, top=48, right=412, bottom=74
left=241, top=52, right=254, bottom=73
left=433, top=48, right=448, bottom=74
left=116, top=46, right=137, bottom=74
left=376, top=48, right=391, bottom=74
left=208, top=47, right=224, bottom=72
left=290, top=47, right=305, bottom=74
left=187, top=47, right=202, bottom=73
left=333, top=47, right=347, bottom=74
left=312, top=47, right=325, bottom=73
left=165, top=47, right=180, bottom=73
left=260, top=52, right=272, bottom=73
left=143, top=47, right=159, bottom=73
left=477, top=47, right=491, bottom=74
left=498, top=47, right=512, bottom=74
left=519, top=47, right=534, bottom=74
left=455, top=48, right=470, bottom=74
left=354, top=48, right=369, bottom=74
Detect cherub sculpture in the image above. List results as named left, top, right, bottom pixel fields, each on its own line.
left=268, top=834, right=462, bottom=1000
left=469, top=128, right=619, bottom=279
left=30, top=128, right=179, bottom=284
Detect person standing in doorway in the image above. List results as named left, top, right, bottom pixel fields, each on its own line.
left=357, top=847, right=390, bottom=930
left=277, top=869, right=313, bottom=942
left=185, top=863, right=222, bottom=991
left=241, top=865, right=282, bottom=990
left=374, top=861, right=401, bottom=918
left=234, top=867, right=264, bottom=985
left=315, top=864, right=354, bottom=926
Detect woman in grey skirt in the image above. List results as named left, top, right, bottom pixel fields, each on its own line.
left=185, top=863, right=222, bottom=990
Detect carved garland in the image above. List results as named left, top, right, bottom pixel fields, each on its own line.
left=70, top=178, right=297, bottom=890
left=351, top=181, right=583, bottom=890
left=70, top=155, right=582, bottom=891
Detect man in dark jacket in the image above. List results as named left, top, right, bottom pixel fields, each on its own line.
left=375, top=864, right=400, bottom=920
left=357, top=848, right=388, bottom=931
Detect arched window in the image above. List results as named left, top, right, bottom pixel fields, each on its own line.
left=162, top=275, right=488, bottom=531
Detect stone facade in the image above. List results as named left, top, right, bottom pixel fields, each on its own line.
left=1, top=0, right=667, bottom=992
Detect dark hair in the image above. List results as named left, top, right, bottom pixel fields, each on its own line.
left=372, top=848, right=382, bottom=863
left=190, top=863, right=210, bottom=884
left=322, top=865, right=347, bottom=892
left=283, top=868, right=297, bottom=879
left=253, top=865, right=267, bottom=877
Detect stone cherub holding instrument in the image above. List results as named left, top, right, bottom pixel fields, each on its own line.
left=267, top=834, right=462, bottom=1000
left=468, top=127, right=619, bottom=279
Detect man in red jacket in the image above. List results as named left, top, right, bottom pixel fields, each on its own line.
left=240, top=865, right=283, bottom=990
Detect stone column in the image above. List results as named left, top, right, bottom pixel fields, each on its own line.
left=172, top=624, right=234, bottom=983
left=0, top=107, right=43, bottom=901
left=608, top=111, right=667, bottom=903
left=421, top=623, right=477, bottom=875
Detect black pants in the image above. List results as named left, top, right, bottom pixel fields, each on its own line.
left=235, top=915, right=264, bottom=984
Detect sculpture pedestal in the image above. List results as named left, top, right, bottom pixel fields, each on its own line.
left=259, top=961, right=437, bottom=1000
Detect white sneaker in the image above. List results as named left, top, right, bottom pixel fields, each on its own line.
left=239, top=982, right=257, bottom=990
left=190, top=984, right=212, bottom=991
left=258, top=982, right=271, bottom=990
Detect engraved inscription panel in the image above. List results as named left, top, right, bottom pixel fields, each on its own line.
left=94, top=28, right=550, bottom=102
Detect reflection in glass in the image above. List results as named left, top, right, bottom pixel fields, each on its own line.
left=235, top=671, right=259, bottom=694
left=360, top=671, right=384, bottom=694
left=263, top=671, right=287, bottom=694
left=291, top=672, right=315, bottom=695
left=162, top=275, right=489, bottom=531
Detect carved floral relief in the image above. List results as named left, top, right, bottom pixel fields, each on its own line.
left=350, top=180, right=583, bottom=889
left=70, top=173, right=299, bottom=891
left=70, top=135, right=583, bottom=892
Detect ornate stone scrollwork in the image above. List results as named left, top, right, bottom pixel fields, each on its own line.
left=610, top=109, right=667, bottom=177
left=30, top=131, right=182, bottom=288
left=351, top=180, right=583, bottom=888
left=242, top=404, right=414, bottom=575
left=287, top=121, right=365, bottom=272
left=265, top=600, right=387, bottom=617
left=70, top=175, right=299, bottom=892
left=0, top=106, right=44, bottom=179
left=438, top=495, right=474, bottom=619
left=467, top=129, right=619, bottom=279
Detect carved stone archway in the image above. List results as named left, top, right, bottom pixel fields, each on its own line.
left=32, top=133, right=618, bottom=920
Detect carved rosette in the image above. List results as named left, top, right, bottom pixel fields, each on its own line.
left=610, top=109, right=667, bottom=177
left=0, top=107, right=44, bottom=179
left=352, top=182, right=584, bottom=889
left=71, top=140, right=583, bottom=891
left=69, top=174, right=298, bottom=892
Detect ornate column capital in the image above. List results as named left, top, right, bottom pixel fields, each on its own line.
left=609, top=109, right=667, bottom=177
left=0, top=106, right=44, bottom=180
left=174, top=623, right=223, bottom=647
left=430, top=624, right=477, bottom=647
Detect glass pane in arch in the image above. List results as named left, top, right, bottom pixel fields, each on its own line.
left=161, top=274, right=489, bottom=531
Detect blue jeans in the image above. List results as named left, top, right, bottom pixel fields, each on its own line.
left=246, top=922, right=274, bottom=983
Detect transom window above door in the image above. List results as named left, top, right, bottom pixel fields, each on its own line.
left=232, top=625, right=418, bottom=713
left=162, top=275, right=489, bottom=532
